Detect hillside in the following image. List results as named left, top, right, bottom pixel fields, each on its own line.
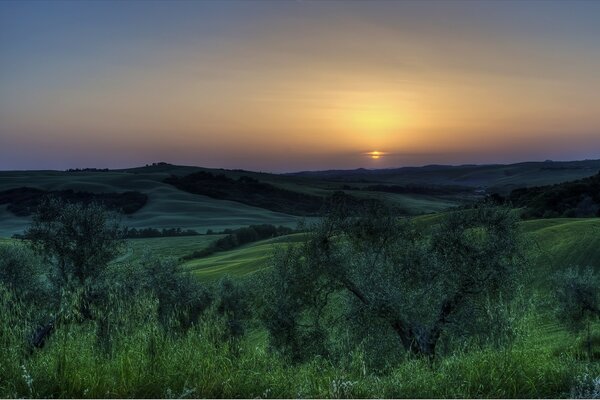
left=2, top=160, right=599, bottom=238
left=0, top=170, right=302, bottom=237
left=509, top=172, right=600, bottom=218
left=289, top=159, right=600, bottom=193
left=174, top=217, right=600, bottom=284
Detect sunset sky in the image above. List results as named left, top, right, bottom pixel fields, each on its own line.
left=1, top=0, right=600, bottom=171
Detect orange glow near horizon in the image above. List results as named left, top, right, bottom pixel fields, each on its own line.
left=2, top=1, right=600, bottom=171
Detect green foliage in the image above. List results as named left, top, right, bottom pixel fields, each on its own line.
left=510, top=172, right=600, bottom=218
left=165, top=171, right=327, bottom=215
left=165, top=171, right=383, bottom=216
left=555, top=267, right=600, bottom=331
left=0, top=187, right=147, bottom=217
left=138, top=256, right=213, bottom=331
left=0, top=289, right=595, bottom=398
left=261, top=244, right=330, bottom=362
left=25, top=198, right=124, bottom=290
left=181, top=224, right=294, bottom=261
left=262, top=204, right=528, bottom=361
left=122, top=226, right=200, bottom=239
left=215, top=276, right=250, bottom=338
left=1, top=172, right=599, bottom=397
left=0, top=242, right=51, bottom=310
left=554, top=266, right=600, bottom=360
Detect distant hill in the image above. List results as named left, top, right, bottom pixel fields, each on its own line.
left=164, top=171, right=382, bottom=216
left=0, top=169, right=303, bottom=237
left=1, top=159, right=599, bottom=237
left=508, top=172, right=600, bottom=218
left=288, top=159, right=600, bottom=193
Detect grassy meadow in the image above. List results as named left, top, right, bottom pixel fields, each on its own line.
left=1, top=163, right=599, bottom=398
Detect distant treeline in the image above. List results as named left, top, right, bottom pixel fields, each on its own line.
left=181, top=224, right=294, bottom=261
left=491, top=172, right=600, bottom=218
left=0, top=187, right=147, bottom=216
left=122, top=227, right=200, bottom=239
left=342, top=184, right=473, bottom=196
left=165, top=171, right=382, bottom=216
left=66, top=168, right=110, bottom=172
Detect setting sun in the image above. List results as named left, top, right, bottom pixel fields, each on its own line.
left=366, top=150, right=385, bottom=159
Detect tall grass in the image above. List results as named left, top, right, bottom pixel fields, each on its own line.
left=1, top=288, right=597, bottom=399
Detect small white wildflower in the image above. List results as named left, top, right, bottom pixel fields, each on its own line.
left=571, top=372, right=600, bottom=399
left=21, top=364, right=33, bottom=395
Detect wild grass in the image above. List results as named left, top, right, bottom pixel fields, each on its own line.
left=1, top=286, right=598, bottom=399
left=1, top=212, right=599, bottom=398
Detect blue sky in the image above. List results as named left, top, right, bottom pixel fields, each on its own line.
left=1, top=1, right=600, bottom=171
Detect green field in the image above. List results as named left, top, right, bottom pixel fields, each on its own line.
left=114, top=235, right=225, bottom=264
left=0, top=170, right=303, bottom=237
left=4, top=160, right=599, bottom=238
left=6, top=214, right=598, bottom=283
left=522, top=218, right=600, bottom=277
left=120, top=217, right=600, bottom=285
left=182, top=233, right=307, bottom=280
left=2, top=196, right=599, bottom=397
left=0, top=167, right=469, bottom=238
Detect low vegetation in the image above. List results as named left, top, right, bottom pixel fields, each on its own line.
left=181, top=224, right=294, bottom=261
left=345, top=183, right=474, bottom=196
left=121, top=227, right=200, bottom=239
left=164, top=171, right=382, bottom=216
left=0, top=187, right=147, bottom=216
left=0, top=199, right=598, bottom=398
left=507, top=171, right=600, bottom=218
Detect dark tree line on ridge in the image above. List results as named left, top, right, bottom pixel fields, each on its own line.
left=0, top=187, right=147, bottom=217
left=489, top=171, right=600, bottom=218
left=181, top=224, right=294, bottom=261
left=164, top=171, right=383, bottom=216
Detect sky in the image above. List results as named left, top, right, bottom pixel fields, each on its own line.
left=1, top=0, right=600, bottom=172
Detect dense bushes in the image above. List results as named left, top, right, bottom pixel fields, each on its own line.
left=164, top=171, right=324, bottom=215
left=122, top=227, right=200, bottom=239
left=507, top=172, right=600, bottom=218
left=362, top=184, right=472, bottom=196
left=1, top=200, right=598, bottom=397
left=164, top=171, right=383, bottom=216
left=0, top=187, right=147, bottom=216
left=554, top=267, right=600, bottom=360
left=0, top=280, right=595, bottom=398
left=181, top=224, right=294, bottom=260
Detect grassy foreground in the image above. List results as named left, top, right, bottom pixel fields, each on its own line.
left=1, top=292, right=597, bottom=399
left=1, top=217, right=599, bottom=398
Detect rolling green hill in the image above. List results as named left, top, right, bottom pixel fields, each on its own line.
left=509, top=172, right=600, bottom=218
left=521, top=218, right=600, bottom=276
left=289, top=159, right=600, bottom=193
left=2, top=160, right=599, bottom=238
left=174, top=218, right=600, bottom=283
left=0, top=170, right=303, bottom=237
left=114, top=234, right=225, bottom=264
left=182, top=233, right=306, bottom=280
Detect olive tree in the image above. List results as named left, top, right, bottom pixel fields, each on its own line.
left=25, top=198, right=124, bottom=323
left=26, top=198, right=123, bottom=289
left=263, top=204, right=527, bottom=361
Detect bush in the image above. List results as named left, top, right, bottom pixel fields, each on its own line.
left=0, top=242, right=51, bottom=311
left=554, top=267, right=600, bottom=360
